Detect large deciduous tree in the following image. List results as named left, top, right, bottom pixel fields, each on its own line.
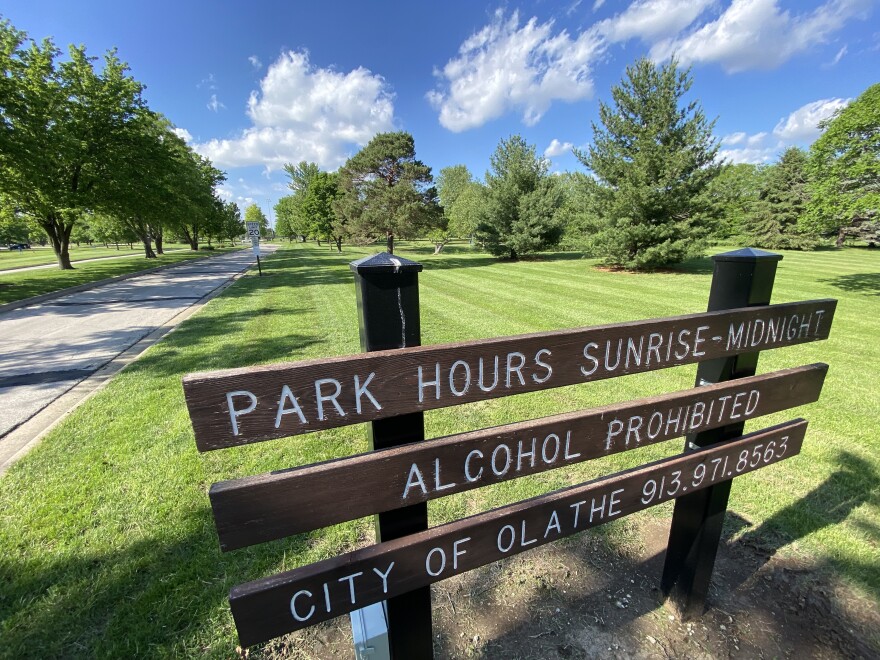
left=0, top=21, right=149, bottom=268
left=803, top=83, right=880, bottom=247
left=576, top=57, right=722, bottom=270
left=302, top=171, right=345, bottom=251
left=476, top=135, right=563, bottom=259
left=334, top=131, right=440, bottom=254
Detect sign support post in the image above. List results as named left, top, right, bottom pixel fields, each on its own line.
left=246, top=222, right=262, bottom=277
left=349, top=253, right=433, bottom=659
left=661, top=248, right=782, bottom=617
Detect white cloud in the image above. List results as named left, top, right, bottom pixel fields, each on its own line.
left=199, top=73, right=218, bottom=90
left=650, top=0, right=872, bottom=73
left=172, top=127, right=193, bottom=143
left=773, top=97, right=850, bottom=141
left=717, top=96, right=850, bottom=164
left=598, top=0, right=714, bottom=43
left=427, top=9, right=604, bottom=132
left=248, top=55, right=262, bottom=69
left=544, top=139, right=574, bottom=157
left=826, top=44, right=848, bottom=66
left=722, top=131, right=747, bottom=146
left=207, top=94, right=225, bottom=112
left=593, top=0, right=606, bottom=10
left=193, top=50, right=395, bottom=171
left=718, top=145, right=779, bottom=164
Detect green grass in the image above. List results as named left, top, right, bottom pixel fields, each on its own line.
left=0, top=241, right=877, bottom=657
left=0, top=246, right=247, bottom=305
left=0, top=243, right=203, bottom=269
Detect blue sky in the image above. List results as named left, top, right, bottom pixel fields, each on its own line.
left=5, top=1, right=878, bottom=220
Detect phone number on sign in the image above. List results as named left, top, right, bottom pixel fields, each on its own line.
left=641, top=436, right=791, bottom=505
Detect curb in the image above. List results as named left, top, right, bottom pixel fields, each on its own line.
left=0, top=248, right=248, bottom=315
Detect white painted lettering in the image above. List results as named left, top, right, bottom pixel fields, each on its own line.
left=418, top=364, right=441, bottom=403
left=226, top=390, right=257, bottom=436
left=403, top=463, right=428, bottom=499
left=434, top=458, right=456, bottom=492
left=354, top=373, right=382, bottom=414
left=449, top=360, right=471, bottom=397
left=581, top=342, right=599, bottom=376
left=290, top=590, right=315, bottom=622
left=338, top=571, right=363, bottom=605
left=532, top=348, right=553, bottom=384
left=506, top=352, right=526, bottom=388
left=315, top=378, right=345, bottom=420
left=464, top=450, right=484, bottom=482
left=275, top=385, right=306, bottom=429
left=373, top=562, right=395, bottom=594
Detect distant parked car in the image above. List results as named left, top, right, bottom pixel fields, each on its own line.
left=6, top=243, right=31, bottom=250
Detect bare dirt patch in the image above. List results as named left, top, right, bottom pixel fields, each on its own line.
left=258, top=513, right=878, bottom=659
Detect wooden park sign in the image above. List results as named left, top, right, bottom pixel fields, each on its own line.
left=182, top=249, right=835, bottom=656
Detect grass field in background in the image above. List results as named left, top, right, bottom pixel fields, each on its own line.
left=0, top=240, right=877, bottom=657
left=0, top=245, right=247, bottom=305
left=0, top=243, right=208, bottom=270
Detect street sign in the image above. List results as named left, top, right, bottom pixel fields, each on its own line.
left=251, top=237, right=261, bottom=257
left=246, top=222, right=261, bottom=239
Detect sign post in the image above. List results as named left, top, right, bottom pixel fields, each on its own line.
left=246, top=221, right=262, bottom=276
left=349, top=253, right=433, bottom=659
left=661, top=248, right=782, bottom=617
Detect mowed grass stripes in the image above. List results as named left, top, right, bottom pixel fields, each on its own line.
left=0, top=240, right=877, bottom=658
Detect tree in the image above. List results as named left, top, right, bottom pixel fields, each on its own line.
left=334, top=131, right=441, bottom=253
left=431, top=165, right=477, bottom=253
left=302, top=171, right=346, bottom=251
left=745, top=147, right=816, bottom=249
left=284, top=161, right=320, bottom=193
left=576, top=57, right=722, bottom=269
left=274, top=195, right=301, bottom=241
left=476, top=135, right=563, bottom=259
left=699, top=163, right=765, bottom=240
left=804, top=83, right=880, bottom=247
left=0, top=21, right=149, bottom=268
left=218, top=201, right=244, bottom=245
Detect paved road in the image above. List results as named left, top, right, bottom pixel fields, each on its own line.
left=0, top=247, right=275, bottom=446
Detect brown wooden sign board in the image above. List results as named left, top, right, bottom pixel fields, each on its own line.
left=210, top=364, right=827, bottom=551
left=228, top=419, right=806, bottom=647
left=184, top=299, right=835, bottom=450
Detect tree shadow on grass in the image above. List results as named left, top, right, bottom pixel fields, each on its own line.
left=0, top=502, right=326, bottom=658
left=729, top=449, right=880, bottom=600
left=818, top=272, right=880, bottom=295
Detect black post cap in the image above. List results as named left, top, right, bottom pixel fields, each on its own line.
left=350, top=253, right=423, bottom=274
left=712, top=247, right=783, bottom=263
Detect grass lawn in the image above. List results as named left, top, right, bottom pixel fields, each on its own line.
left=0, top=246, right=247, bottom=305
left=0, top=243, right=206, bottom=270
left=0, top=241, right=877, bottom=657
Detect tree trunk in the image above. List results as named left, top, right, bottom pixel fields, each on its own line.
left=335, top=237, right=343, bottom=252
left=153, top=225, right=164, bottom=255
left=387, top=231, right=394, bottom=254
left=39, top=213, right=74, bottom=270
left=836, top=227, right=846, bottom=248
left=140, top=235, right=157, bottom=258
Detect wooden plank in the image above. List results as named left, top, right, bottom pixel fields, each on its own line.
left=211, top=364, right=827, bottom=550
left=228, top=419, right=807, bottom=647
left=184, top=299, right=835, bottom=450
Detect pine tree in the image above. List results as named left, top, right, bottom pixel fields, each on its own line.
left=746, top=147, right=816, bottom=250
left=477, top=135, right=563, bottom=259
left=576, top=58, right=722, bottom=269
